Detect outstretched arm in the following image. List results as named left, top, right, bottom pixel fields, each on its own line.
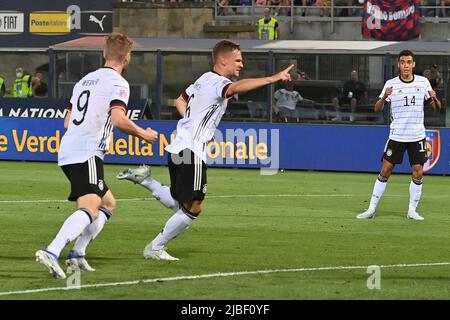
left=225, top=64, right=294, bottom=98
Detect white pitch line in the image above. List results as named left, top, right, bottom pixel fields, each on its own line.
left=0, top=193, right=406, bottom=204
left=0, top=261, right=449, bottom=297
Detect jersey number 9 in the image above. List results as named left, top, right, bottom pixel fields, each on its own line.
left=72, top=90, right=91, bottom=126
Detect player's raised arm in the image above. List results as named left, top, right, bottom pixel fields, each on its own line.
left=375, top=86, right=393, bottom=113
left=111, top=108, right=158, bottom=143
left=225, top=64, right=294, bottom=98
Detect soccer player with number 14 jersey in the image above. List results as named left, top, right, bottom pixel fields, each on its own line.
left=357, top=50, right=441, bottom=221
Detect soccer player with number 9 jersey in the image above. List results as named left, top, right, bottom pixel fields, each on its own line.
left=35, top=33, right=158, bottom=279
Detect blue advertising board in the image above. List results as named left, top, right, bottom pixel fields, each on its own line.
left=0, top=98, right=148, bottom=120
left=0, top=117, right=449, bottom=175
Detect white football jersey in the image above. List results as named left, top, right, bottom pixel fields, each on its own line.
left=58, top=67, right=129, bottom=166
left=380, top=75, right=432, bottom=142
left=165, top=71, right=232, bottom=162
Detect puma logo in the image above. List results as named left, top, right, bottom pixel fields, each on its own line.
left=89, top=14, right=106, bottom=31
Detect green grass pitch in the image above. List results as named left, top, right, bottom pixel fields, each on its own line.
left=1, top=160, right=450, bottom=299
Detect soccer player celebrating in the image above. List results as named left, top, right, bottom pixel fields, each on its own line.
left=117, top=40, right=293, bottom=260
left=357, top=50, right=441, bottom=221
left=35, top=33, right=158, bottom=279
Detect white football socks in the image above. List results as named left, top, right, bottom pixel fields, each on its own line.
left=46, top=209, right=92, bottom=258
left=409, top=179, right=423, bottom=212
left=140, top=178, right=179, bottom=212
left=150, top=209, right=194, bottom=250
left=368, top=176, right=388, bottom=212
left=72, top=208, right=110, bottom=256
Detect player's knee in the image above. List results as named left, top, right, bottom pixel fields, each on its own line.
left=380, top=169, right=392, bottom=178
left=99, top=207, right=113, bottom=220
left=412, top=170, right=423, bottom=181
left=81, top=207, right=100, bottom=220
left=380, top=166, right=393, bottom=177
left=192, top=206, right=202, bottom=215
left=183, top=201, right=203, bottom=216
left=193, top=201, right=204, bottom=214
left=412, top=176, right=423, bottom=185
left=103, top=197, right=116, bottom=213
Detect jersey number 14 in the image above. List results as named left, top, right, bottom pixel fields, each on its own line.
left=403, top=95, right=415, bottom=107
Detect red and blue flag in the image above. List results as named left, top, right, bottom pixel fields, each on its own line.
left=362, top=0, right=421, bottom=41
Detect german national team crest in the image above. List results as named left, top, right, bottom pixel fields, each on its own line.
left=98, top=179, right=104, bottom=191
left=424, top=130, right=440, bottom=172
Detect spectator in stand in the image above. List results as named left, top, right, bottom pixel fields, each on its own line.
left=430, top=63, right=443, bottom=88
left=332, top=70, right=367, bottom=122
left=296, top=69, right=310, bottom=80
left=258, top=7, right=280, bottom=40
left=421, top=0, right=440, bottom=17
left=282, top=0, right=292, bottom=15
left=314, top=0, right=328, bottom=17
left=422, top=69, right=433, bottom=83
left=268, top=0, right=281, bottom=6
left=219, top=0, right=230, bottom=16
left=336, top=0, right=356, bottom=16
left=274, top=81, right=314, bottom=122
left=267, top=0, right=282, bottom=15
left=299, top=0, right=313, bottom=17
left=13, top=67, right=33, bottom=98
left=219, top=0, right=240, bottom=16
left=32, top=71, right=48, bottom=98
left=268, top=0, right=292, bottom=16
left=58, top=70, right=67, bottom=81
left=423, top=65, right=443, bottom=90
left=315, top=0, right=354, bottom=17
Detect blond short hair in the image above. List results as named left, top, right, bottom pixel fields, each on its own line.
left=104, top=33, right=133, bottom=62
left=212, top=40, right=241, bottom=64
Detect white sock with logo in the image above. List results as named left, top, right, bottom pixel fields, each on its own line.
left=408, top=179, right=423, bottom=212
left=72, top=208, right=111, bottom=256
left=150, top=209, right=194, bottom=250
left=46, top=209, right=93, bottom=258
left=368, top=175, right=388, bottom=212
